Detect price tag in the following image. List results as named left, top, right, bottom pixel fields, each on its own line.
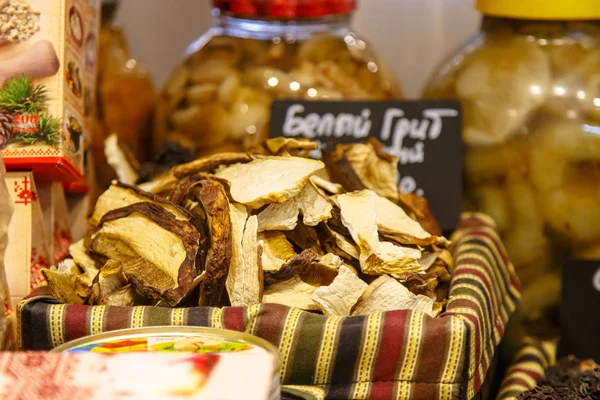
left=559, top=259, right=600, bottom=361
left=270, top=100, right=462, bottom=232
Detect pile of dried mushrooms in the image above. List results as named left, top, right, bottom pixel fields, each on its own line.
left=43, top=138, right=453, bottom=318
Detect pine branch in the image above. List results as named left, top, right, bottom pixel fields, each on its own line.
left=0, top=77, right=49, bottom=114
left=37, top=113, right=62, bottom=147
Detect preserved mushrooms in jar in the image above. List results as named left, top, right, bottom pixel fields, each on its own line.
left=155, top=0, right=402, bottom=157
left=423, top=1, right=600, bottom=337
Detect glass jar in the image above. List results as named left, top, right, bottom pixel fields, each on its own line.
left=155, top=0, right=402, bottom=157
left=423, top=1, right=600, bottom=338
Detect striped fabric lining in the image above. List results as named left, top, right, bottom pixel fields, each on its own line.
left=17, top=213, right=520, bottom=399
left=496, top=338, right=557, bottom=400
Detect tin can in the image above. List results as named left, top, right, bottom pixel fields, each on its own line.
left=53, top=326, right=281, bottom=400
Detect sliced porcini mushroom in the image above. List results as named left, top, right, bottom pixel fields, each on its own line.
left=172, top=152, right=252, bottom=178
left=320, top=222, right=360, bottom=260
left=337, top=190, right=423, bottom=275
left=392, top=272, right=439, bottom=300
left=104, top=133, right=139, bottom=185
left=258, top=231, right=297, bottom=272
left=226, top=204, right=263, bottom=307
left=263, top=249, right=317, bottom=287
left=42, top=260, right=84, bottom=305
left=74, top=269, right=99, bottom=299
left=352, top=275, right=435, bottom=317
left=69, top=239, right=101, bottom=273
left=311, top=175, right=343, bottom=195
left=313, top=265, right=367, bottom=316
left=91, top=202, right=201, bottom=306
left=265, top=137, right=318, bottom=156
left=373, top=195, right=449, bottom=247
left=102, top=284, right=139, bottom=306
left=89, top=182, right=191, bottom=234
left=92, top=259, right=128, bottom=304
left=323, top=140, right=399, bottom=201
left=285, top=223, right=325, bottom=257
left=257, top=181, right=332, bottom=231
left=263, top=276, right=320, bottom=311
left=214, top=156, right=325, bottom=209
left=397, top=192, right=442, bottom=236
left=137, top=173, right=180, bottom=196
left=302, top=253, right=345, bottom=286
left=196, top=180, right=233, bottom=307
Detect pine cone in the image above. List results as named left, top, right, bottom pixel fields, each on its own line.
left=0, top=107, right=12, bottom=148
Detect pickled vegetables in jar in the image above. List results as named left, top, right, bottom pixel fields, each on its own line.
left=423, top=0, right=600, bottom=343
left=156, top=0, right=402, bottom=156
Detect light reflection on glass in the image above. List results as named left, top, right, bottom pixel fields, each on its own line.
left=289, top=81, right=300, bottom=91
left=246, top=125, right=257, bottom=135
left=367, top=62, right=378, bottom=73
left=307, top=88, right=317, bottom=97
left=268, top=77, right=279, bottom=87
left=554, top=86, right=566, bottom=96
left=530, top=85, right=542, bottom=95
left=594, top=98, right=600, bottom=107
left=577, top=90, right=587, bottom=100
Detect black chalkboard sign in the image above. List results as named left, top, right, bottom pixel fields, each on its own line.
left=559, top=259, right=600, bottom=361
left=270, top=100, right=462, bottom=232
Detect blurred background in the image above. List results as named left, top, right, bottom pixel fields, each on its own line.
left=114, top=0, right=480, bottom=97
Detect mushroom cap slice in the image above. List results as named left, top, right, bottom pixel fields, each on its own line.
left=313, top=265, right=367, bottom=316
left=173, top=152, right=252, bottom=178
left=263, top=276, right=320, bottom=311
left=91, top=202, right=201, bottom=306
left=196, top=180, right=233, bottom=307
left=42, top=260, right=84, bottom=305
left=258, top=231, right=297, bottom=272
left=257, top=181, right=332, bottom=231
left=337, top=190, right=423, bottom=275
left=352, top=275, right=435, bottom=317
left=226, top=204, right=263, bottom=307
left=215, top=156, right=325, bottom=209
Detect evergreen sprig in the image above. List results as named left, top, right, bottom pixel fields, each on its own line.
left=37, top=113, right=61, bottom=147
left=12, top=113, right=62, bottom=147
left=0, top=76, right=49, bottom=114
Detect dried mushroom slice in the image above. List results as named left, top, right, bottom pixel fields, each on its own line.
left=257, top=181, right=332, bottom=231
left=137, top=173, right=179, bottom=196
left=226, top=204, right=263, bottom=307
left=397, top=192, right=442, bottom=236
left=323, top=140, right=399, bottom=201
left=302, top=253, right=345, bottom=286
left=91, top=202, right=201, bottom=306
left=311, top=176, right=343, bottom=195
left=352, top=275, right=435, bottom=317
left=74, top=269, right=98, bottom=299
left=69, top=239, right=101, bottom=273
left=264, top=250, right=317, bottom=287
left=89, top=183, right=191, bottom=233
left=321, top=223, right=360, bottom=260
left=263, top=276, right=320, bottom=311
left=313, top=266, right=367, bottom=316
left=337, top=190, right=423, bottom=275
left=257, top=199, right=299, bottom=232
left=42, top=260, right=84, bottom=305
left=373, top=195, right=449, bottom=248
left=265, top=137, right=317, bottom=156
left=93, top=259, right=128, bottom=304
left=214, top=156, right=324, bottom=209
left=392, top=272, right=439, bottom=300
left=172, top=152, right=252, bottom=179
left=102, top=285, right=138, bottom=307
left=196, top=180, right=233, bottom=307
left=258, top=231, right=297, bottom=272
left=104, top=133, right=139, bottom=185
left=285, top=223, right=325, bottom=257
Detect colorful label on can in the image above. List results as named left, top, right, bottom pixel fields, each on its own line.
left=67, top=335, right=255, bottom=354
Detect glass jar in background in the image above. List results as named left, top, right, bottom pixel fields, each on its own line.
left=155, top=0, right=403, bottom=157
left=92, top=0, right=156, bottom=187
left=423, top=1, right=600, bottom=342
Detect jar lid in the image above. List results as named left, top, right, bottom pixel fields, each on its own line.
left=477, top=0, right=600, bottom=20
left=213, top=0, right=356, bottom=19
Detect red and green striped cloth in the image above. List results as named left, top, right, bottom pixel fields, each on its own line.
left=18, top=213, right=520, bottom=400
left=496, top=337, right=557, bottom=400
